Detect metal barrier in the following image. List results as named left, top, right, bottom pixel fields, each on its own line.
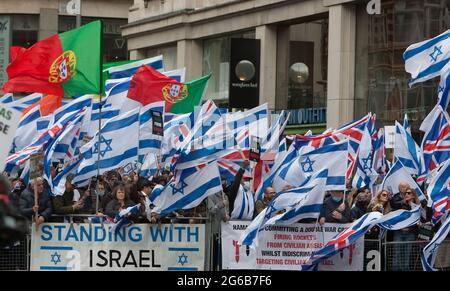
left=0, top=235, right=29, bottom=271
left=1, top=222, right=449, bottom=271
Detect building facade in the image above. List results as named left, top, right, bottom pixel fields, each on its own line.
left=122, top=0, right=450, bottom=136
left=0, top=0, right=132, bottom=90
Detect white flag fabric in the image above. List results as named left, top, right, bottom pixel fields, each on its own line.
left=151, top=162, right=222, bottom=216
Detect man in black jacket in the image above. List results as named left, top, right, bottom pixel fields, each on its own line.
left=390, top=181, right=410, bottom=211
left=319, top=190, right=352, bottom=225
left=19, top=177, right=52, bottom=226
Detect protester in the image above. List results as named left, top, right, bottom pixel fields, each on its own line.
left=105, top=184, right=135, bottom=219
left=350, top=192, right=371, bottom=220
left=369, top=190, right=392, bottom=215
left=52, top=174, right=84, bottom=215
left=19, top=177, right=52, bottom=226
left=319, top=190, right=352, bottom=225
left=255, top=187, right=276, bottom=215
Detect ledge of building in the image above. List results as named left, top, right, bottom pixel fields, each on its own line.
left=322, top=0, right=357, bottom=7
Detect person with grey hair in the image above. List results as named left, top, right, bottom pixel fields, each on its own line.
left=19, top=177, right=52, bottom=226
left=390, top=181, right=410, bottom=211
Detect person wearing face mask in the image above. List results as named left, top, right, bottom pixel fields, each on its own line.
left=319, top=190, right=352, bottom=225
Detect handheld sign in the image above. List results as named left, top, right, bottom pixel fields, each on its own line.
left=151, top=110, right=164, bottom=136
left=384, top=126, right=395, bottom=149
left=0, top=104, right=21, bottom=171
left=249, top=136, right=261, bottom=162
left=29, top=151, right=44, bottom=180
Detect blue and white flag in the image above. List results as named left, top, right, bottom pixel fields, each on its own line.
left=151, top=162, right=222, bottom=216
left=264, top=171, right=329, bottom=226
left=438, top=63, right=450, bottom=111
left=404, top=29, right=450, bottom=86
left=372, top=128, right=386, bottom=176
left=6, top=93, right=42, bottom=111
left=253, top=142, right=298, bottom=201
left=12, top=105, right=51, bottom=151
left=377, top=205, right=421, bottom=231
left=352, top=124, right=378, bottom=189
left=301, top=212, right=383, bottom=271
left=74, top=108, right=140, bottom=186
left=422, top=215, right=450, bottom=271
left=394, top=121, right=425, bottom=178
left=403, top=113, right=411, bottom=135
left=105, top=55, right=164, bottom=79
left=0, top=93, right=13, bottom=104
left=426, top=159, right=450, bottom=224
left=381, top=160, right=426, bottom=201
left=139, top=101, right=165, bottom=157
left=273, top=140, right=348, bottom=192
left=230, top=185, right=255, bottom=221
left=51, top=158, right=82, bottom=196
left=239, top=183, right=316, bottom=248
left=113, top=204, right=142, bottom=235
left=140, top=152, right=158, bottom=178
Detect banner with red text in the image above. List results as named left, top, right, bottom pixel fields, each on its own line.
left=221, top=221, right=363, bottom=271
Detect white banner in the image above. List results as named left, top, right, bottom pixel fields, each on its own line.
left=0, top=104, right=21, bottom=171
left=31, top=223, right=205, bottom=271
left=221, top=221, right=364, bottom=271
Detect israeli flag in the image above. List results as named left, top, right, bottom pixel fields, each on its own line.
left=239, top=170, right=329, bottom=248
left=273, top=139, right=348, bottom=192
left=352, top=124, right=378, bottom=189
left=0, top=93, right=13, bottom=104
left=6, top=93, right=42, bottom=111
left=151, top=162, right=222, bottom=216
left=253, top=142, right=298, bottom=201
left=105, top=55, right=164, bottom=79
left=74, top=108, right=140, bottom=186
left=140, top=152, right=158, bottom=178
left=422, top=215, right=450, bottom=271
left=230, top=185, right=255, bottom=221
left=377, top=205, right=421, bottom=231
left=51, top=158, right=82, bottom=196
left=394, top=121, right=425, bottom=178
left=13, top=105, right=51, bottom=151
left=113, top=204, right=142, bottom=235
left=404, top=29, right=450, bottom=86
left=438, top=63, right=450, bottom=111
left=381, top=160, right=426, bottom=201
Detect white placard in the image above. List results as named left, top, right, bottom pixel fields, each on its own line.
left=0, top=105, right=21, bottom=171
left=384, top=125, right=396, bottom=149
left=31, top=223, right=205, bottom=271
left=221, top=221, right=364, bottom=271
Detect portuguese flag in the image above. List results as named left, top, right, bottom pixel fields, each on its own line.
left=2, top=21, right=102, bottom=97
left=128, top=65, right=211, bottom=114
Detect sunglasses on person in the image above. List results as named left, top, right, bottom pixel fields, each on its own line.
left=405, top=191, right=413, bottom=195
left=380, top=193, right=388, bottom=197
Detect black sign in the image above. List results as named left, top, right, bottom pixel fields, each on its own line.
left=229, top=38, right=260, bottom=109
left=151, top=110, right=164, bottom=136
left=249, top=136, right=261, bottom=162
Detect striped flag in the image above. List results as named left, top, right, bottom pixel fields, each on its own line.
left=404, top=29, right=450, bottom=86
left=426, top=159, right=450, bottom=224
left=422, top=215, right=450, bottom=271
left=73, top=108, right=140, bottom=186
left=394, top=121, right=425, bottom=178
left=382, top=160, right=426, bottom=201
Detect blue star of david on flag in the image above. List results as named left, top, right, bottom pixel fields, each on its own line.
left=93, top=136, right=113, bottom=158
left=430, top=45, right=443, bottom=62
left=265, top=203, right=277, bottom=219
left=361, top=152, right=373, bottom=172
left=178, top=253, right=188, bottom=266
left=301, top=157, right=315, bottom=173
left=439, top=85, right=445, bottom=94
left=50, top=252, right=61, bottom=265
left=171, top=180, right=188, bottom=195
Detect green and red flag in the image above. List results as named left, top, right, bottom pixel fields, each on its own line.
left=2, top=20, right=102, bottom=97
left=128, top=65, right=211, bottom=114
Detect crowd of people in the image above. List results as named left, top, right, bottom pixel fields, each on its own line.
left=0, top=158, right=443, bottom=271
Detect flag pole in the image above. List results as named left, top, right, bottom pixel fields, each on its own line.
left=96, top=20, right=104, bottom=214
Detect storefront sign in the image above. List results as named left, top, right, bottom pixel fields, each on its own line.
left=273, top=108, right=326, bottom=125
left=31, top=223, right=205, bottom=271
left=221, top=221, right=364, bottom=271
